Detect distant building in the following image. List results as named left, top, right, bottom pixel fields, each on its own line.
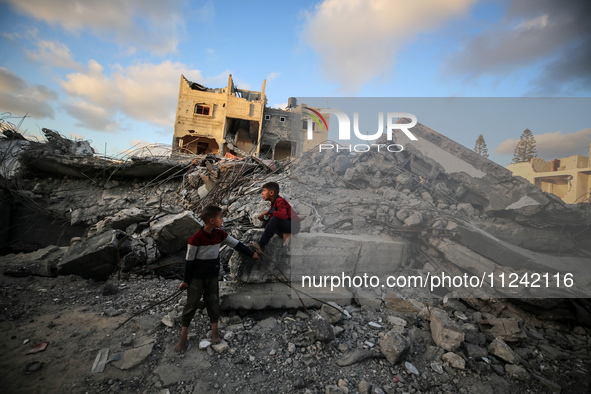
left=507, top=143, right=591, bottom=204
left=172, top=74, right=328, bottom=159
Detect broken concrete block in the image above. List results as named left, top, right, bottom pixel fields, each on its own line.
left=333, top=154, right=351, bottom=174
left=57, top=229, right=127, bottom=280
left=379, top=330, right=410, bottom=364
left=536, top=344, right=569, bottom=361
left=112, top=342, right=154, bottom=370
left=505, top=364, right=530, bottom=381
left=488, top=338, right=519, bottom=364
left=211, top=340, right=229, bottom=353
left=463, top=342, right=487, bottom=359
left=442, top=352, right=465, bottom=369
left=384, top=292, right=418, bottom=313
left=428, top=237, right=497, bottom=278
left=479, top=316, right=525, bottom=342
left=92, top=207, right=151, bottom=236
left=404, top=212, right=423, bottom=226
left=319, top=302, right=344, bottom=325
left=309, top=312, right=334, bottom=342
left=150, top=211, right=201, bottom=255
left=354, top=289, right=382, bottom=309
left=144, top=236, right=161, bottom=264
left=119, top=236, right=148, bottom=272
left=430, top=308, right=465, bottom=351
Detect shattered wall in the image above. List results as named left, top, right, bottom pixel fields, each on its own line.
left=172, top=74, right=265, bottom=156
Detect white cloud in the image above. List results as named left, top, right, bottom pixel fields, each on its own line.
left=60, top=60, right=205, bottom=131
left=266, top=72, right=280, bottom=83
left=63, top=100, right=118, bottom=132
left=5, top=0, right=190, bottom=55
left=26, top=40, right=81, bottom=69
left=495, top=128, right=591, bottom=159
left=0, top=67, right=57, bottom=119
left=303, top=0, right=475, bottom=92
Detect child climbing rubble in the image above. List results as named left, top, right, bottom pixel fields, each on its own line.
left=251, top=181, right=302, bottom=252
left=174, top=205, right=259, bottom=353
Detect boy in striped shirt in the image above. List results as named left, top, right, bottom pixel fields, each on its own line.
left=174, top=205, right=259, bottom=353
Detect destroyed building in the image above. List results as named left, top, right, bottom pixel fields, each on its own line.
left=1, top=115, right=591, bottom=393
left=172, top=74, right=329, bottom=159
left=507, top=143, right=591, bottom=204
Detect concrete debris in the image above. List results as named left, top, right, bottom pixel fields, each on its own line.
left=488, top=338, right=519, bottom=364
left=479, top=315, right=526, bottom=342
left=309, top=312, right=334, bottom=342
left=148, top=211, right=201, bottom=255
left=112, top=342, right=155, bottom=370
left=378, top=330, right=410, bottom=364
left=91, top=348, right=110, bottom=373
left=57, top=229, right=128, bottom=280
left=442, top=351, right=465, bottom=369
left=430, top=308, right=465, bottom=351
left=1, top=121, right=591, bottom=393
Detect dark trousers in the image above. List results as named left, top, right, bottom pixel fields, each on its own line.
left=181, top=277, right=220, bottom=326
left=259, top=216, right=301, bottom=247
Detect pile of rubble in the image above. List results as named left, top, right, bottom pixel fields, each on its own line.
left=1, top=122, right=591, bottom=393
left=1, top=254, right=590, bottom=393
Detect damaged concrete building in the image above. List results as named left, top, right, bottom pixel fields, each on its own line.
left=172, top=74, right=329, bottom=159
left=507, top=144, right=591, bottom=204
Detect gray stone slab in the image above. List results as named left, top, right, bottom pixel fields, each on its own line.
left=220, top=281, right=352, bottom=310
left=150, top=211, right=201, bottom=255
left=112, top=343, right=154, bottom=370
left=57, top=229, right=126, bottom=280
left=230, top=231, right=409, bottom=284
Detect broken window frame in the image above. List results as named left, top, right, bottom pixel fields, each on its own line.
left=194, top=104, right=211, bottom=116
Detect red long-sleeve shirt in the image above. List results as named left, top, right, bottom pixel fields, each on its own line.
left=269, top=196, right=301, bottom=221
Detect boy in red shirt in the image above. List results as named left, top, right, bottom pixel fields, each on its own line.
left=174, top=205, right=259, bottom=353
left=251, top=182, right=301, bottom=251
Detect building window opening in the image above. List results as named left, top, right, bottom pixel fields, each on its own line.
left=264, top=114, right=271, bottom=120
left=302, top=119, right=315, bottom=130
left=194, top=104, right=211, bottom=116
left=280, top=116, right=286, bottom=122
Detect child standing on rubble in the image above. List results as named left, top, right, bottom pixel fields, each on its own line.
left=174, top=205, right=259, bottom=353
left=251, top=182, right=301, bottom=252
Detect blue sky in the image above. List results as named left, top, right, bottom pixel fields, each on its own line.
left=1, top=0, right=589, bottom=165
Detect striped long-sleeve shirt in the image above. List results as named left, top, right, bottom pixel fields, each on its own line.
left=183, top=228, right=254, bottom=281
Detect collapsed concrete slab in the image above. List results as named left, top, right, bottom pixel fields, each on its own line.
left=386, top=122, right=584, bottom=224
left=147, top=211, right=201, bottom=255
left=230, top=230, right=410, bottom=284
left=57, top=229, right=127, bottom=280
left=427, top=221, right=591, bottom=297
